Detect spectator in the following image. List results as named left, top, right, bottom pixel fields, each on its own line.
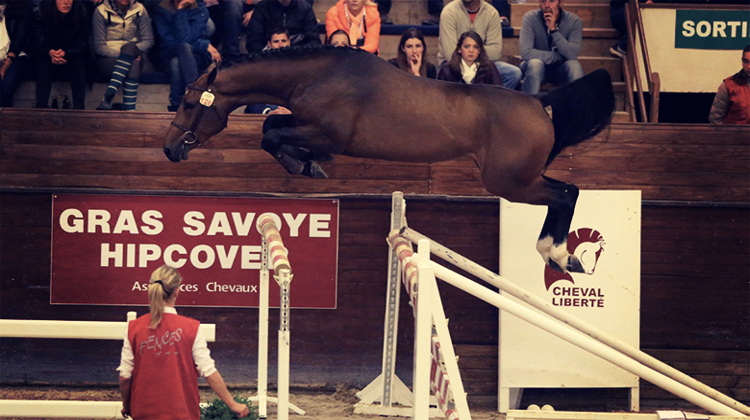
left=153, top=0, right=220, bottom=111
left=245, top=0, right=319, bottom=55
left=709, top=45, right=750, bottom=125
left=32, top=0, right=91, bottom=109
left=437, top=0, right=521, bottom=89
left=388, top=27, right=436, bottom=78
left=325, top=0, right=380, bottom=54
left=0, top=0, right=33, bottom=108
left=93, top=0, right=155, bottom=111
left=206, top=0, right=248, bottom=64
left=245, top=26, right=292, bottom=114
left=519, top=0, right=583, bottom=94
left=326, top=28, right=350, bottom=47
left=608, top=0, right=650, bottom=59
left=437, top=30, right=502, bottom=85
left=118, top=265, right=250, bottom=419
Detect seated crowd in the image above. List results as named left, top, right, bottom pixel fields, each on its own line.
left=1, top=0, right=743, bottom=123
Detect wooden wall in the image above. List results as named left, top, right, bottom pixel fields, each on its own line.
left=0, top=109, right=748, bottom=411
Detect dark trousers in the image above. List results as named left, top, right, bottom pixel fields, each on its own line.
left=35, top=56, right=87, bottom=109
left=610, top=3, right=627, bottom=51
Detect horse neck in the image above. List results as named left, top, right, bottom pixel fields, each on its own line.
left=215, top=58, right=314, bottom=112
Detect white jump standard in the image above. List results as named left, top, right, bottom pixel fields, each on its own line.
left=253, top=213, right=305, bottom=420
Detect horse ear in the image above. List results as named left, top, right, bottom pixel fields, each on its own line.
left=207, top=63, right=218, bottom=86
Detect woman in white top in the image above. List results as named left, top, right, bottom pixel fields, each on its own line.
left=437, top=30, right=502, bottom=86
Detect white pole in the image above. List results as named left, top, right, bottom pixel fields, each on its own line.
left=277, top=269, right=292, bottom=420
left=258, top=237, right=270, bottom=419
left=427, top=262, right=745, bottom=417
left=413, top=240, right=434, bottom=420
left=401, top=227, right=750, bottom=416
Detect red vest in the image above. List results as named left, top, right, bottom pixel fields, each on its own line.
left=128, top=313, right=201, bottom=420
left=722, top=76, right=750, bottom=124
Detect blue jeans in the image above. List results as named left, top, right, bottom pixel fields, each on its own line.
left=158, top=43, right=210, bottom=109
left=521, top=59, right=584, bottom=94
left=219, top=0, right=245, bottom=62
left=1, top=55, right=30, bottom=107
left=494, top=61, right=522, bottom=90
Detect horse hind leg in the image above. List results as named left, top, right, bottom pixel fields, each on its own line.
left=534, top=176, right=584, bottom=274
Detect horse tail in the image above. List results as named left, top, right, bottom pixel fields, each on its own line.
left=538, top=68, right=615, bottom=166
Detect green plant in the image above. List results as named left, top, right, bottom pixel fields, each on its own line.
left=200, top=396, right=258, bottom=420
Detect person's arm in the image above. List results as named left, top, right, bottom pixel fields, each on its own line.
left=482, top=7, right=504, bottom=62
left=136, top=8, right=156, bottom=53
left=119, top=376, right=132, bottom=418
left=362, top=13, right=380, bottom=54
left=519, top=11, right=556, bottom=64
left=245, top=3, right=267, bottom=54
left=205, top=371, right=250, bottom=417
left=65, top=6, right=91, bottom=59
left=437, top=8, right=458, bottom=64
left=300, top=5, right=321, bottom=47
left=550, top=13, right=582, bottom=61
left=708, top=81, right=729, bottom=124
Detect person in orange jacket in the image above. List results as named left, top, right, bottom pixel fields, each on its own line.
left=709, top=44, right=750, bottom=125
left=325, top=0, right=381, bottom=54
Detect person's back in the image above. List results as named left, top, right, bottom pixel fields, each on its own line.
left=245, top=0, right=320, bottom=54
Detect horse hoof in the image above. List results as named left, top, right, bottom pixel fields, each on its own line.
left=547, top=259, right=566, bottom=274
left=302, top=161, right=328, bottom=179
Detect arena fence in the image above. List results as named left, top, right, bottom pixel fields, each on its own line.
left=0, top=313, right=215, bottom=418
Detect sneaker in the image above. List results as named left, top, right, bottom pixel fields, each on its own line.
left=421, top=14, right=439, bottom=25
left=609, top=45, right=626, bottom=59
left=380, top=13, right=394, bottom=25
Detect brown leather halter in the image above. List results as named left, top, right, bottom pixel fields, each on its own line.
left=169, top=84, right=228, bottom=147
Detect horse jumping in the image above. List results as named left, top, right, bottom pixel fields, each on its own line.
left=163, top=46, right=614, bottom=274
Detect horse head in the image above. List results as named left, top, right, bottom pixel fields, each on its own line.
left=164, top=63, right=228, bottom=162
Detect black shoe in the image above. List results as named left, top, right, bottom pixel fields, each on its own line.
left=421, top=14, right=439, bottom=25
left=97, top=99, right=113, bottom=110
left=380, top=13, right=394, bottom=24
left=62, top=97, right=72, bottom=109
left=500, top=16, right=510, bottom=27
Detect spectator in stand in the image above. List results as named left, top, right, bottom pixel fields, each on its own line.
left=118, top=265, right=250, bottom=419
left=437, top=0, right=521, bottom=89
left=438, top=30, right=502, bottom=85
left=93, top=0, right=155, bottom=111
left=0, top=0, right=33, bottom=108
left=519, top=0, right=583, bottom=94
left=326, top=28, right=350, bottom=47
left=153, top=0, right=221, bottom=111
left=709, top=45, right=750, bottom=125
left=245, top=26, right=292, bottom=114
left=32, top=0, right=91, bottom=109
left=388, top=27, right=436, bottom=78
left=608, top=0, right=651, bottom=59
left=205, top=0, right=248, bottom=64
left=245, top=0, right=319, bottom=55
left=325, top=0, right=380, bottom=55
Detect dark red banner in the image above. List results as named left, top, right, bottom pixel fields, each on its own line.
left=51, top=194, right=339, bottom=308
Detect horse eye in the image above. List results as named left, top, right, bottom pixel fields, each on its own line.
left=183, top=101, right=195, bottom=110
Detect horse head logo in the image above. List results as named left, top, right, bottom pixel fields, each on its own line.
left=544, top=228, right=605, bottom=290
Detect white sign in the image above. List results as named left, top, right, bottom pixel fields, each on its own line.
left=498, top=190, right=641, bottom=408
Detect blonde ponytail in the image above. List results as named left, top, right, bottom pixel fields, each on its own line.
left=148, top=265, right=182, bottom=329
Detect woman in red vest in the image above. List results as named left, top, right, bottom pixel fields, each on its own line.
left=709, top=44, right=750, bottom=125
left=118, top=266, right=250, bottom=419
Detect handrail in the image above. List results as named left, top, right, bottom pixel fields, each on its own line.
left=624, top=1, right=660, bottom=122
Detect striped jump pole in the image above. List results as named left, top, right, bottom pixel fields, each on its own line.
left=256, top=213, right=304, bottom=420
left=388, top=233, right=472, bottom=420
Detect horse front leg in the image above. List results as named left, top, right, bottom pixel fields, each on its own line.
left=261, top=115, right=333, bottom=179
left=536, top=176, right=584, bottom=273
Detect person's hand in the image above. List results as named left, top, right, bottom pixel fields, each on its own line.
left=49, top=49, right=67, bottom=65
left=207, top=43, right=222, bottom=64
left=409, top=50, right=422, bottom=76
left=229, top=402, right=250, bottom=418
left=543, top=7, right=558, bottom=31
left=177, top=0, right=196, bottom=10
left=1, top=57, right=12, bottom=80
left=242, top=10, right=254, bottom=26
left=270, top=106, right=292, bottom=115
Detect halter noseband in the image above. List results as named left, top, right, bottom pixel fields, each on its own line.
left=170, top=84, right=228, bottom=147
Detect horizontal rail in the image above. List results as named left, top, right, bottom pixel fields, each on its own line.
left=0, top=400, right=124, bottom=419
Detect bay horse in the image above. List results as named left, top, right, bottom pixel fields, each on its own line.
left=164, top=46, right=614, bottom=274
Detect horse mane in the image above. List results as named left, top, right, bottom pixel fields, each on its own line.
left=219, top=45, right=368, bottom=70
